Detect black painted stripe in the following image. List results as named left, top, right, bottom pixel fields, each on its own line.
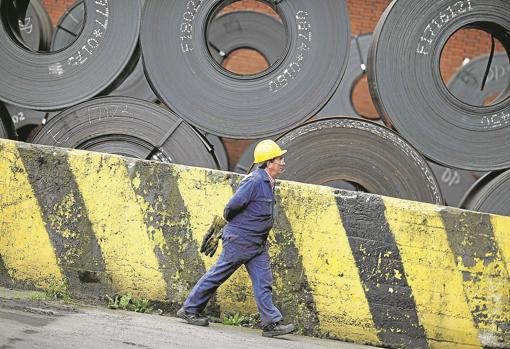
left=18, top=146, right=114, bottom=298
left=441, top=209, right=509, bottom=348
left=129, top=161, right=207, bottom=313
left=336, top=193, right=428, bottom=348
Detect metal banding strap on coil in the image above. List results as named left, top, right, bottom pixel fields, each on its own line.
left=0, top=0, right=141, bottom=110
left=367, top=0, right=510, bottom=171
left=204, top=133, right=229, bottom=171
left=141, top=0, right=351, bottom=138
left=207, top=10, right=285, bottom=65
left=153, top=102, right=227, bottom=170
left=317, top=33, right=379, bottom=120
left=275, top=117, right=443, bottom=204
left=49, top=0, right=157, bottom=103
left=32, top=97, right=218, bottom=169
left=460, top=169, right=510, bottom=216
left=447, top=52, right=510, bottom=107
left=0, top=102, right=17, bottom=140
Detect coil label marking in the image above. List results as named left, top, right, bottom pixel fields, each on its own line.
left=441, top=168, right=460, bottom=187
left=45, top=129, right=69, bottom=145
left=19, top=17, right=33, bottom=34
left=49, top=0, right=110, bottom=75
left=179, top=0, right=202, bottom=53
left=269, top=11, right=311, bottom=93
left=11, top=111, right=26, bottom=125
left=86, top=104, right=132, bottom=124
left=487, top=64, right=510, bottom=83
left=416, top=0, right=472, bottom=55
left=459, top=64, right=510, bottom=86
left=481, top=111, right=510, bottom=128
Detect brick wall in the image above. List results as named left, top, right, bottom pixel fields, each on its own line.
left=223, top=49, right=269, bottom=75
left=39, top=0, right=507, bottom=170
left=41, top=0, right=75, bottom=25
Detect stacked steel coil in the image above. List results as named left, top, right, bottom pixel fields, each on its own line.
left=0, top=0, right=509, bottom=214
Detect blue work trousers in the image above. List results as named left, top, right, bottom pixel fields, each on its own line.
left=183, top=236, right=283, bottom=326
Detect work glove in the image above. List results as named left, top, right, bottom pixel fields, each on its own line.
left=200, top=215, right=227, bottom=257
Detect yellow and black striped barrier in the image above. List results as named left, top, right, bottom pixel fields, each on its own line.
left=0, top=139, right=509, bottom=348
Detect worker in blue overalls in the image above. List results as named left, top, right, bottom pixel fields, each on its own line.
left=177, top=139, right=295, bottom=338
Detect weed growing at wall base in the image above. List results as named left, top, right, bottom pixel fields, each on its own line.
left=105, top=293, right=158, bottom=314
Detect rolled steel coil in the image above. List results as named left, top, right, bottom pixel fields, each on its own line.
left=368, top=0, right=510, bottom=171
left=0, top=0, right=141, bottom=110
left=208, top=10, right=285, bottom=65
left=447, top=52, right=510, bottom=107
left=460, top=170, right=510, bottom=216
left=141, top=0, right=351, bottom=138
left=32, top=97, right=218, bottom=169
left=275, top=118, right=443, bottom=204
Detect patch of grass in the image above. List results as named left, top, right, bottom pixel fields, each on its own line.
left=105, top=293, right=157, bottom=314
left=44, top=282, right=72, bottom=302
left=30, top=292, right=50, bottom=301
left=26, top=282, right=73, bottom=303
left=222, top=312, right=248, bottom=327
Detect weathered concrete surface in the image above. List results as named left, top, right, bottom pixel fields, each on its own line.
left=1, top=139, right=509, bottom=348
left=0, top=288, right=379, bottom=349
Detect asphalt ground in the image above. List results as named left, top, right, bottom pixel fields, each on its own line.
left=0, top=287, right=381, bottom=349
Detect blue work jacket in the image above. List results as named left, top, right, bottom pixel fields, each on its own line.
left=222, top=169, right=275, bottom=245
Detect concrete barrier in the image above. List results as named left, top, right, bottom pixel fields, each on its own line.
left=0, top=139, right=508, bottom=348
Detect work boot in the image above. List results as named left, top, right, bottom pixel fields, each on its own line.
left=177, top=307, right=209, bottom=327
left=261, top=321, right=295, bottom=337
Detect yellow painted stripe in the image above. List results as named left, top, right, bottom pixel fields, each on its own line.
left=279, top=182, right=380, bottom=344
left=175, top=167, right=258, bottom=314
left=383, top=197, right=482, bottom=349
left=491, top=214, right=510, bottom=275
left=0, top=142, right=65, bottom=289
left=447, top=213, right=510, bottom=346
left=67, top=151, right=167, bottom=299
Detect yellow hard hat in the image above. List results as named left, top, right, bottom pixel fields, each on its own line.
left=253, top=139, right=287, bottom=164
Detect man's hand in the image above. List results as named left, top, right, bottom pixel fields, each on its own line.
left=200, top=215, right=227, bottom=257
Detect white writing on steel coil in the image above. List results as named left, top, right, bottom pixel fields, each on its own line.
left=86, top=104, right=132, bottom=124
left=11, top=112, right=26, bottom=124
left=416, top=0, right=472, bottom=55
left=180, top=0, right=202, bottom=53
left=49, top=0, right=110, bottom=75
left=269, top=11, right=311, bottom=93
left=19, top=17, right=33, bottom=34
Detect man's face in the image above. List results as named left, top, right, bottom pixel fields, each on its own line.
left=268, top=156, right=286, bottom=177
